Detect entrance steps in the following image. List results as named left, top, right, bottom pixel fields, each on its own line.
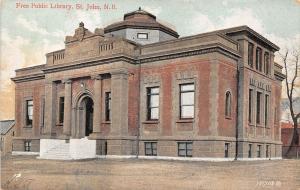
left=38, top=137, right=96, bottom=160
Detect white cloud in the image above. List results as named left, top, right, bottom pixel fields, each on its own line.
left=219, top=8, right=265, bottom=33
left=0, top=28, right=63, bottom=91
left=17, top=15, right=49, bottom=35
left=188, top=13, right=216, bottom=35
left=16, top=15, right=64, bottom=37
left=69, top=10, right=103, bottom=32
left=143, top=6, right=162, bottom=16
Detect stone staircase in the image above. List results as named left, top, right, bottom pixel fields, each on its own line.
left=38, top=138, right=96, bottom=160
left=38, top=141, right=72, bottom=160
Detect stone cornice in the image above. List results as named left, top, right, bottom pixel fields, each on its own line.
left=221, top=25, right=280, bottom=51
left=42, top=54, right=137, bottom=74
left=274, top=70, right=286, bottom=81
left=12, top=43, right=241, bottom=82
left=140, top=43, right=241, bottom=64
left=11, top=73, right=45, bottom=83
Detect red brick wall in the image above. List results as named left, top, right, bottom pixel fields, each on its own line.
left=218, top=61, right=237, bottom=137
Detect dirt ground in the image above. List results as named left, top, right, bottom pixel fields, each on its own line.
left=1, top=155, right=300, bottom=190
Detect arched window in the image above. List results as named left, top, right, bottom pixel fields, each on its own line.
left=225, top=91, right=231, bottom=118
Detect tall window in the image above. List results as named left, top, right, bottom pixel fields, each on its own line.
left=264, top=52, right=270, bottom=75
left=224, top=143, right=229, bottom=158
left=256, top=92, right=262, bottom=124
left=257, top=145, right=261, bottom=158
left=147, top=87, right=159, bottom=120
left=179, top=83, right=195, bottom=119
left=145, top=142, right=157, bottom=156
left=248, top=144, right=252, bottom=158
left=265, top=94, right=269, bottom=127
left=59, top=97, right=64, bottom=123
left=178, top=142, right=192, bottom=157
left=256, top=48, right=262, bottom=71
left=105, top=92, right=111, bottom=121
left=26, top=100, right=33, bottom=126
left=24, top=141, right=31, bottom=152
left=225, top=91, right=231, bottom=118
left=248, top=42, right=254, bottom=67
left=248, top=89, right=253, bottom=123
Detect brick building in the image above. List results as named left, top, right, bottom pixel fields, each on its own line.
left=11, top=8, right=285, bottom=160
left=0, top=120, right=15, bottom=155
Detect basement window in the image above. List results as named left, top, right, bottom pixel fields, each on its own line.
left=224, top=143, right=229, bottom=158
left=24, top=141, right=31, bottom=152
left=145, top=142, right=157, bottom=156
left=257, top=145, right=261, bottom=158
left=178, top=142, right=192, bottom=157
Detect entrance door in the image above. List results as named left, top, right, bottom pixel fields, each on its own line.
left=85, top=97, right=94, bottom=136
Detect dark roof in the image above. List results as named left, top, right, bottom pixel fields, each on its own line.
left=104, top=8, right=179, bottom=38
left=0, top=120, right=14, bottom=135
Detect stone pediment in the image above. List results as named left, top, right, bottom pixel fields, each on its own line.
left=65, top=22, right=104, bottom=43
left=46, top=22, right=138, bottom=66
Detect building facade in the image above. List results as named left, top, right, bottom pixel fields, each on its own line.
left=11, top=9, right=285, bottom=160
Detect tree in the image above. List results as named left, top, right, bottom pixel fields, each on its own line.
left=281, top=49, right=300, bottom=155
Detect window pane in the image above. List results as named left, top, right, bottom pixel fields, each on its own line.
left=145, top=149, right=152, bottom=155
left=181, top=92, right=194, bottom=105
left=145, top=143, right=151, bottom=149
left=187, top=150, right=192, bottom=156
left=179, top=150, right=186, bottom=156
left=28, top=100, right=33, bottom=106
left=152, top=142, right=157, bottom=149
left=150, top=95, right=159, bottom=107
left=28, top=106, right=33, bottom=119
left=181, top=106, right=194, bottom=118
left=181, top=84, right=194, bottom=91
left=151, top=87, right=159, bottom=94
left=152, top=149, right=157, bottom=155
left=178, top=143, right=186, bottom=149
left=187, top=143, right=192, bottom=150
left=150, top=108, right=159, bottom=119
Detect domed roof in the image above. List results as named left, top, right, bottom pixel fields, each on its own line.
left=104, top=7, right=179, bottom=38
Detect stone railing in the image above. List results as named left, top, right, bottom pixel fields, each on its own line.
left=46, top=49, right=65, bottom=65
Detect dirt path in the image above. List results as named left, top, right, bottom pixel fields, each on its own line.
left=1, top=155, right=300, bottom=190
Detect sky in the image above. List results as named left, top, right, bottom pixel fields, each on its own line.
left=0, top=0, right=300, bottom=120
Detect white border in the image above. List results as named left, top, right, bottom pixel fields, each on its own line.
left=12, top=151, right=39, bottom=156
left=237, top=157, right=282, bottom=161
left=138, top=156, right=235, bottom=162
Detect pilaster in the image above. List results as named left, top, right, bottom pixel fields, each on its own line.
left=91, top=74, right=102, bottom=136
left=110, top=69, right=128, bottom=136
left=63, top=79, right=72, bottom=136
left=44, top=80, right=56, bottom=137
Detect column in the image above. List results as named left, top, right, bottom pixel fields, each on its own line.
left=110, top=69, right=128, bottom=136
left=44, top=80, right=56, bottom=136
left=63, top=79, right=72, bottom=136
left=92, top=75, right=102, bottom=135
